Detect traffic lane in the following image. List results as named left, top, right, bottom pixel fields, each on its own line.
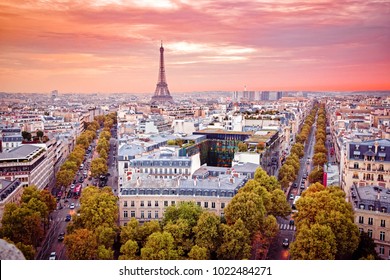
left=46, top=202, right=75, bottom=259
left=267, top=228, right=293, bottom=260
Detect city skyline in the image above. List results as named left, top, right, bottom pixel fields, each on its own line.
left=0, top=0, right=389, bottom=93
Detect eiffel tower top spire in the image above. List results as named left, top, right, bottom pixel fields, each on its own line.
left=151, top=41, right=173, bottom=104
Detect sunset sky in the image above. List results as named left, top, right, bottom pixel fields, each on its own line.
left=0, top=0, right=389, bottom=93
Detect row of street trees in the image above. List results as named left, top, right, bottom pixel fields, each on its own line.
left=0, top=186, right=56, bottom=259
left=55, top=120, right=99, bottom=190
left=64, top=186, right=119, bottom=259
left=278, top=105, right=318, bottom=189
left=308, top=103, right=327, bottom=184
left=290, top=183, right=361, bottom=259
left=90, top=112, right=116, bottom=179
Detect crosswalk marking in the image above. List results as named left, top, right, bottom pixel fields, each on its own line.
left=279, top=224, right=296, bottom=231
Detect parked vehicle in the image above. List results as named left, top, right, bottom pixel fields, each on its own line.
left=282, top=238, right=289, bottom=247
left=49, top=252, right=56, bottom=260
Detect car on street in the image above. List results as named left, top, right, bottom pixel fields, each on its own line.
left=289, top=194, right=295, bottom=200
left=289, top=220, right=295, bottom=226
left=70, top=203, right=75, bottom=209
left=292, top=183, right=297, bottom=188
left=282, top=238, right=290, bottom=248
left=49, top=252, right=56, bottom=260
left=58, top=232, right=65, bottom=242
left=65, top=214, right=71, bottom=222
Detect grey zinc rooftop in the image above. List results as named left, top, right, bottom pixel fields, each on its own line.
left=0, top=145, right=43, bottom=160
left=354, top=186, right=390, bottom=204
left=118, top=144, right=145, bottom=158
left=231, top=162, right=260, bottom=173
left=120, top=174, right=247, bottom=197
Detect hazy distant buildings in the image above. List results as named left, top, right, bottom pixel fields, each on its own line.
left=261, top=91, right=270, bottom=101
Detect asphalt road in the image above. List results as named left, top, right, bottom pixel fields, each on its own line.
left=40, top=149, right=95, bottom=260
left=266, top=117, right=317, bottom=260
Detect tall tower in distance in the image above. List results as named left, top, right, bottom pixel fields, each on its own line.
left=150, top=41, right=174, bottom=104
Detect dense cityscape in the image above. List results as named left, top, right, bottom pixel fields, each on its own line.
left=0, top=1, right=389, bottom=271
left=0, top=78, right=389, bottom=260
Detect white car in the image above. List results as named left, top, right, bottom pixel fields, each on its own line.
left=49, top=252, right=56, bottom=260
left=70, top=203, right=75, bottom=209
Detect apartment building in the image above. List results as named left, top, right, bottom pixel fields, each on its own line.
left=125, top=147, right=200, bottom=181
left=353, top=185, right=390, bottom=259
left=118, top=174, right=247, bottom=226
left=340, top=139, right=390, bottom=197
left=0, top=127, right=23, bottom=152
left=0, top=144, right=53, bottom=190
left=0, top=178, right=22, bottom=224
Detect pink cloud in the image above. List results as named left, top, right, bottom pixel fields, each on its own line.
left=0, top=0, right=389, bottom=93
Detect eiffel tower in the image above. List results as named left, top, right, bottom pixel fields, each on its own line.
left=150, top=41, right=174, bottom=104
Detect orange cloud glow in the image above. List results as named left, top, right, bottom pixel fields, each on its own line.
left=0, top=0, right=389, bottom=93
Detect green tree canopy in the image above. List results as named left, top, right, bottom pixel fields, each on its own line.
left=164, top=218, right=193, bottom=257
left=254, top=168, right=280, bottom=192
left=238, top=142, right=248, bottom=152
left=293, top=185, right=360, bottom=259
left=75, top=186, right=118, bottom=232
left=22, top=131, right=32, bottom=141
left=224, top=191, right=265, bottom=235
left=352, top=231, right=380, bottom=260
left=312, top=152, right=328, bottom=167
left=291, top=143, right=304, bottom=158
left=217, top=219, right=251, bottom=260
left=188, top=245, right=208, bottom=260
left=119, top=240, right=139, bottom=260
left=56, top=169, right=75, bottom=187
left=308, top=167, right=324, bottom=184
left=267, top=189, right=291, bottom=218
left=140, top=231, right=179, bottom=260
left=61, top=160, right=78, bottom=173
left=290, top=223, right=337, bottom=260
left=193, top=212, right=221, bottom=257
left=163, top=202, right=203, bottom=229
left=90, top=157, right=108, bottom=178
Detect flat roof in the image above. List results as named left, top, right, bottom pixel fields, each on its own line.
left=0, top=145, right=43, bottom=161
left=354, top=185, right=390, bottom=204
left=196, top=128, right=253, bottom=135
left=182, top=135, right=206, bottom=140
